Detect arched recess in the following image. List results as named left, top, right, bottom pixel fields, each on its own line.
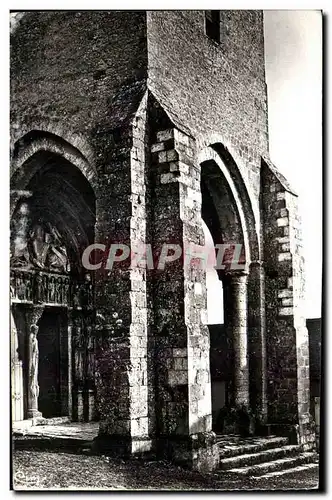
left=11, top=133, right=97, bottom=275
left=11, top=131, right=97, bottom=208
left=10, top=135, right=97, bottom=422
left=199, top=144, right=266, bottom=430
left=198, top=144, right=259, bottom=268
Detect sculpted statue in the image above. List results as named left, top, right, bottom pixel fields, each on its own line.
left=64, top=278, right=70, bottom=304
left=34, top=272, right=46, bottom=304
left=74, top=320, right=85, bottom=349
left=10, top=202, right=31, bottom=268
left=72, top=283, right=81, bottom=308
left=74, top=321, right=85, bottom=384
left=73, top=317, right=85, bottom=385
left=45, top=226, right=70, bottom=274
left=26, top=222, right=70, bottom=273
left=10, top=246, right=30, bottom=268
left=86, top=326, right=95, bottom=381
left=26, top=274, right=33, bottom=302
left=79, top=273, right=93, bottom=308
left=49, top=276, right=55, bottom=302
left=11, top=215, right=71, bottom=275
left=28, top=324, right=39, bottom=402
left=29, top=224, right=50, bottom=270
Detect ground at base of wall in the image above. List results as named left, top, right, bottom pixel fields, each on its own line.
left=13, top=450, right=319, bottom=491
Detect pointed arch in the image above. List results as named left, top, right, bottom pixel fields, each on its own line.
left=11, top=130, right=98, bottom=193
left=198, top=143, right=260, bottom=271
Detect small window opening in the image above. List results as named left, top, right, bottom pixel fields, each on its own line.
left=205, top=11, right=221, bottom=43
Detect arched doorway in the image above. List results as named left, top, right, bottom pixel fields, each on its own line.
left=203, top=221, right=227, bottom=429
left=200, top=145, right=265, bottom=434
left=10, top=148, right=96, bottom=422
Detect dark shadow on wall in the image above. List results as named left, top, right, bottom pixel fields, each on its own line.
left=208, top=324, right=232, bottom=433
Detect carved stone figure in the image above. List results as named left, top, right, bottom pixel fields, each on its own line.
left=74, top=318, right=85, bottom=384
left=72, top=283, right=81, bottom=308
left=54, top=277, right=60, bottom=304
left=26, top=274, right=33, bottom=302
left=45, top=226, right=70, bottom=273
left=80, top=273, right=93, bottom=308
left=86, top=326, right=95, bottom=381
left=49, top=276, right=55, bottom=302
left=10, top=201, right=31, bottom=269
left=29, top=224, right=50, bottom=270
left=17, top=221, right=71, bottom=274
left=10, top=247, right=30, bottom=268
left=34, top=272, right=46, bottom=304
left=64, top=278, right=70, bottom=304
left=28, top=324, right=39, bottom=404
left=58, top=277, right=63, bottom=304
left=74, top=320, right=85, bottom=349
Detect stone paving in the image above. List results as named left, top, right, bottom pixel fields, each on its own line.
left=12, top=423, right=319, bottom=484
left=12, top=449, right=320, bottom=490
left=13, top=420, right=99, bottom=441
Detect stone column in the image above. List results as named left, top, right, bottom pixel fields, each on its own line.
left=11, top=310, right=24, bottom=421
left=67, top=310, right=73, bottom=420
left=232, top=273, right=249, bottom=407
left=150, top=126, right=219, bottom=472
left=25, top=305, right=44, bottom=419
left=224, top=273, right=249, bottom=407
left=248, top=261, right=268, bottom=423
left=93, top=95, right=153, bottom=455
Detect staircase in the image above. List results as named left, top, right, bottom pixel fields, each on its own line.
left=216, top=435, right=319, bottom=479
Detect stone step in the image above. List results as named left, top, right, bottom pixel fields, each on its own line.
left=226, top=452, right=317, bottom=476
left=216, top=435, right=289, bottom=459
left=34, top=416, right=71, bottom=426
left=251, top=462, right=319, bottom=480
left=219, top=444, right=301, bottom=470
left=13, top=435, right=97, bottom=455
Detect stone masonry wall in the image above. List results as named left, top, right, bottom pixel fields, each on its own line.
left=261, top=158, right=315, bottom=448
left=149, top=120, right=219, bottom=472
left=11, top=11, right=148, bottom=153
left=147, top=10, right=268, bottom=208
left=93, top=93, right=154, bottom=455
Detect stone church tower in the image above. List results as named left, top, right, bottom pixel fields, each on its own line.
left=10, top=11, right=315, bottom=471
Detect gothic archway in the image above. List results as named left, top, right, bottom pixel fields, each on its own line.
left=199, top=144, right=266, bottom=433
left=10, top=146, right=96, bottom=422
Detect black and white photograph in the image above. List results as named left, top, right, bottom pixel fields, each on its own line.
left=9, top=8, right=323, bottom=491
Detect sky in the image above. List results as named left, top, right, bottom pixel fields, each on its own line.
left=206, top=10, right=322, bottom=324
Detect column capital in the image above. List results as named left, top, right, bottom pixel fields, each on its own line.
left=26, top=305, right=44, bottom=327
left=222, top=270, right=249, bottom=285
left=249, top=260, right=264, bottom=269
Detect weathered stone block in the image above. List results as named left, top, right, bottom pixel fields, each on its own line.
left=277, top=217, right=289, bottom=227
left=151, top=142, right=165, bottom=153
left=157, top=129, right=174, bottom=142
left=168, top=369, right=188, bottom=386
left=278, top=252, right=292, bottom=262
